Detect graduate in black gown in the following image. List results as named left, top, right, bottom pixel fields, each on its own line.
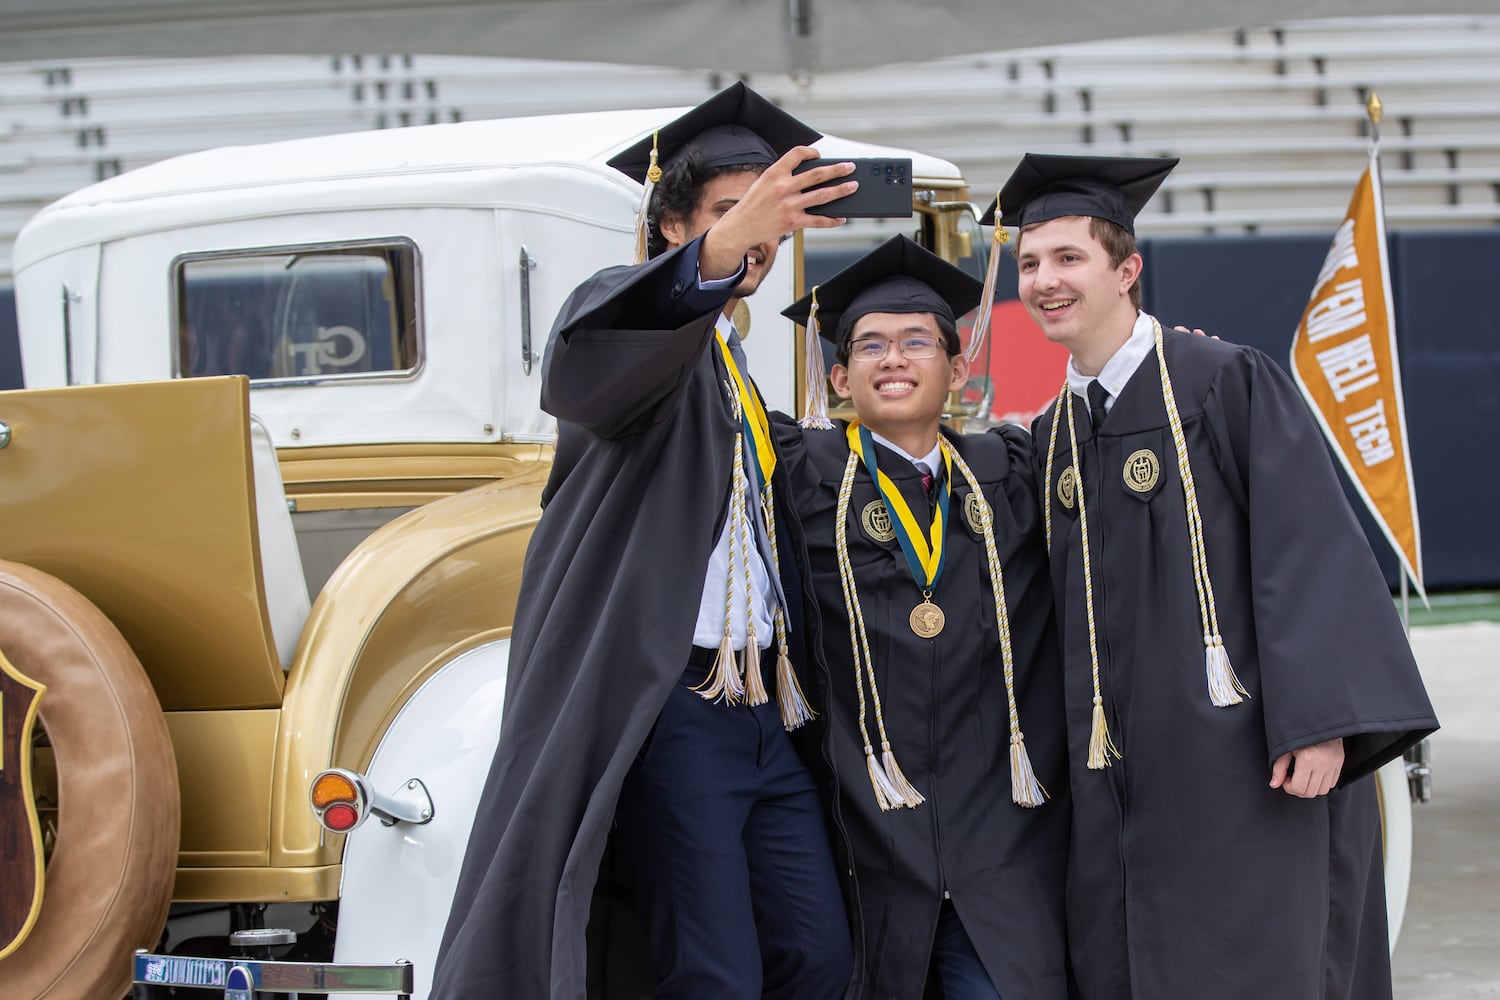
left=992, top=153, right=1439, bottom=1000
left=429, top=84, right=862, bottom=1000
left=775, top=237, right=1071, bottom=999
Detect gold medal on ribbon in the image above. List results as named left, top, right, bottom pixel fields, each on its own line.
left=909, top=594, right=945, bottom=638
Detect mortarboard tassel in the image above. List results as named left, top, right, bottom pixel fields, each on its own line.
left=964, top=193, right=1009, bottom=365
left=947, top=442, right=1047, bottom=806
left=1152, top=318, right=1249, bottom=708
left=631, top=130, right=662, bottom=265
left=798, top=287, right=835, bottom=429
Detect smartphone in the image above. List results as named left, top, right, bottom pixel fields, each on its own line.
left=792, top=157, right=914, bottom=219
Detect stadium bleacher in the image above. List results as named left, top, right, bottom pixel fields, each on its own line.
left=2, top=14, right=1500, bottom=276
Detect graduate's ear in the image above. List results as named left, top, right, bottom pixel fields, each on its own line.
left=1117, top=251, right=1143, bottom=299
left=830, top=363, right=853, bottom=400
left=658, top=211, right=689, bottom=250
left=946, top=352, right=970, bottom=393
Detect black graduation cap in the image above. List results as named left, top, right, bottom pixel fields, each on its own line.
left=781, top=235, right=983, bottom=352
left=606, top=81, right=821, bottom=183
left=979, top=153, right=1178, bottom=235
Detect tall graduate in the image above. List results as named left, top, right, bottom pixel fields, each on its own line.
left=776, top=236, right=1070, bottom=998
left=999, top=153, right=1439, bottom=1000
left=429, top=84, right=861, bottom=999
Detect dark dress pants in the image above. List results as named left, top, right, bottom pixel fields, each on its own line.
left=613, top=658, right=853, bottom=1000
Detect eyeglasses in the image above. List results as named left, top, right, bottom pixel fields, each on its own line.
left=847, top=335, right=942, bottom=363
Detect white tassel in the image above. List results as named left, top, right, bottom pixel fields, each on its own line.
left=774, top=645, right=815, bottom=730
left=881, top=742, right=926, bottom=808
left=742, top=630, right=769, bottom=707
left=1205, top=634, right=1248, bottom=707
left=865, top=746, right=902, bottom=812
left=798, top=288, right=836, bottom=429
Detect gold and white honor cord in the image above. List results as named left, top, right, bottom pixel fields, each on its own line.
left=835, top=450, right=924, bottom=810
left=943, top=443, right=1046, bottom=806
left=1151, top=318, right=1247, bottom=707
left=760, top=482, right=816, bottom=729
left=697, top=431, right=752, bottom=705
left=1059, top=388, right=1120, bottom=769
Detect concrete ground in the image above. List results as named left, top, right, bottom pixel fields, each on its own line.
left=1392, top=621, right=1500, bottom=998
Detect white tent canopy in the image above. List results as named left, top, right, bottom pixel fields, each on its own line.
left=4, top=0, right=1500, bottom=73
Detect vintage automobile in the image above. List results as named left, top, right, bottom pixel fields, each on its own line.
left=0, top=106, right=986, bottom=999
left=0, top=105, right=1414, bottom=999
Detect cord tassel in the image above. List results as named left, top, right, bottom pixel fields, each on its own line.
left=1087, top=696, right=1118, bottom=770
left=742, top=629, right=769, bottom=706
left=864, top=746, right=901, bottom=812
left=693, top=629, right=744, bottom=704
left=1205, top=633, right=1248, bottom=707
left=1010, top=734, right=1046, bottom=808
left=773, top=615, right=815, bottom=730
left=882, top=742, right=926, bottom=808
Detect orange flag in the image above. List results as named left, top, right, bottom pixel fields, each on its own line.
left=1290, top=148, right=1424, bottom=596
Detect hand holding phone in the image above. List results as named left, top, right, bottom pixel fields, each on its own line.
left=793, top=157, right=914, bottom=219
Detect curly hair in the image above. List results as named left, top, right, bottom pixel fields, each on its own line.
left=646, top=147, right=767, bottom=259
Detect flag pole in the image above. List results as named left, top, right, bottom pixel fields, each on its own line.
left=1370, top=91, right=1416, bottom=632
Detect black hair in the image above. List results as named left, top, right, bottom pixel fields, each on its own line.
left=646, top=147, right=767, bottom=259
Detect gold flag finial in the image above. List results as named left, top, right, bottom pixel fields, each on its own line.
left=1366, top=92, right=1384, bottom=127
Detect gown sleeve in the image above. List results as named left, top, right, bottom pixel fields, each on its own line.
left=1203, top=347, right=1437, bottom=783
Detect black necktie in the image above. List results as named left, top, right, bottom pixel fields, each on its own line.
left=1088, top=379, right=1110, bottom=434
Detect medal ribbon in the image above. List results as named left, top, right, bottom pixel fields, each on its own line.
left=847, top=421, right=951, bottom=589
left=716, top=334, right=776, bottom=490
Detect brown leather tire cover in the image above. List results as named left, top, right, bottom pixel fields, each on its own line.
left=0, top=560, right=179, bottom=1000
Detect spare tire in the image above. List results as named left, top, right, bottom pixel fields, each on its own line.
left=0, top=560, right=179, bottom=1000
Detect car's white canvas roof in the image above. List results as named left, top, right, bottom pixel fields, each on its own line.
left=13, top=108, right=963, bottom=270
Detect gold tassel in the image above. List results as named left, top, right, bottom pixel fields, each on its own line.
left=742, top=629, right=769, bottom=706
left=1087, top=696, right=1117, bottom=770
left=694, top=629, right=745, bottom=704
left=1009, top=734, right=1046, bottom=808
left=798, top=287, right=835, bottom=429
left=1205, top=633, right=1248, bottom=707
left=882, top=742, right=926, bottom=808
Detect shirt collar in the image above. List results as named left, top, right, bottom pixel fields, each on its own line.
left=868, top=429, right=941, bottom=475
left=1067, top=311, right=1155, bottom=403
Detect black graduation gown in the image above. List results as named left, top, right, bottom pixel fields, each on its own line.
left=429, top=243, right=820, bottom=999
left=776, top=420, right=1071, bottom=999
left=1031, top=326, right=1438, bottom=1000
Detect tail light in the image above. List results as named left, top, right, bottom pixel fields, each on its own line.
left=309, top=768, right=433, bottom=834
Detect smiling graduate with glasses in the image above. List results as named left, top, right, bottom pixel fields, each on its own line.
left=770, top=235, right=1071, bottom=999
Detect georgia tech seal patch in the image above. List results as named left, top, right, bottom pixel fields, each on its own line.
left=860, top=500, right=896, bottom=542
left=964, top=491, right=991, bottom=534
left=1123, top=448, right=1161, bottom=493
left=1056, top=466, right=1077, bottom=509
